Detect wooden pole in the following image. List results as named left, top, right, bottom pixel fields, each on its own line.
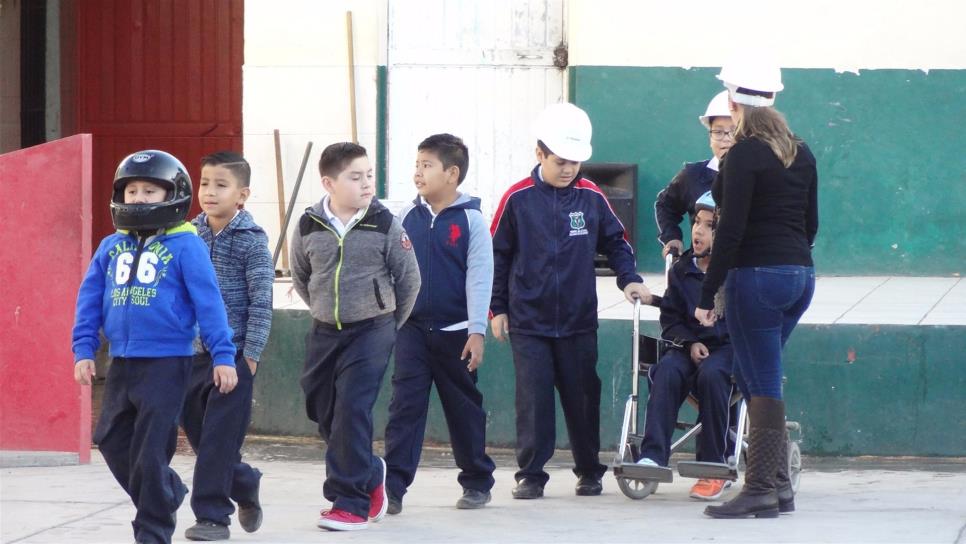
left=273, top=129, right=290, bottom=273
left=346, top=11, right=358, bottom=144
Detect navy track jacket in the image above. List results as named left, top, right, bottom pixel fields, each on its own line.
left=490, top=165, right=644, bottom=337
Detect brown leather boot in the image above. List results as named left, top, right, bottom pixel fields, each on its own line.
left=775, top=428, right=795, bottom=513
left=705, top=397, right=785, bottom=519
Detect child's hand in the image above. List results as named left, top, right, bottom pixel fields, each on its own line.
left=74, top=359, right=96, bottom=385
left=623, top=282, right=652, bottom=305
left=245, top=357, right=258, bottom=376
left=491, top=314, right=509, bottom=342
left=213, top=365, right=238, bottom=394
left=690, top=342, right=710, bottom=365
left=662, top=240, right=683, bottom=259
left=462, top=333, right=485, bottom=371
left=694, top=307, right=716, bottom=327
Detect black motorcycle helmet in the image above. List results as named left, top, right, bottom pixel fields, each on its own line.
left=110, top=150, right=192, bottom=231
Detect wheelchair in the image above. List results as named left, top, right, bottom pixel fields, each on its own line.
left=611, top=293, right=803, bottom=501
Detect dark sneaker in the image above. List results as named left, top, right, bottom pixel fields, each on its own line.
left=184, top=520, right=230, bottom=541
left=575, top=476, right=603, bottom=496
left=387, top=490, right=403, bottom=515
left=237, top=468, right=263, bottom=533
left=512, top=479, right=544, bottom=499
left=456, top=489, right=492, bottom=509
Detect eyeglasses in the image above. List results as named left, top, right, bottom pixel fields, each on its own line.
left=709, top=129, right=736, bottom=141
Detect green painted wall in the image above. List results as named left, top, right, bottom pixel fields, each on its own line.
left=569, top=66, right=966, bottom=275
left=252, top=309, right=966, bottom=457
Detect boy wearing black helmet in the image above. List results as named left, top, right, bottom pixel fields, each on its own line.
left=72, top=150, right=237, bottom=544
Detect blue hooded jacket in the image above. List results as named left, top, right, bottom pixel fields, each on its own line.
left=72, top=223, right=236, bottom=366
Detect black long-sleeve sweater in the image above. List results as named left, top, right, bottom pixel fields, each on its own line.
left=699, top=137, right=819, bottom=309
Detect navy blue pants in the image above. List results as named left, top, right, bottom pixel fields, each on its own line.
left=300, top=314, right=396, bottom=518
left=509, top=332, right=607, bottom=486
left=94, top=356, right=191, bottom=544
left=181, top=352, right=260, bottom=526
left=384, top=323, right=496, bottom=498
left=725, top=266, right=815, bottom=400
left=639, top=346, right=736, bottom=466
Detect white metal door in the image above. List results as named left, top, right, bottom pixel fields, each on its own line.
left=386, top=0, right=566, bottom=217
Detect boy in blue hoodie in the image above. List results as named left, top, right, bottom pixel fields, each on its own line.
left=385, top=134, right=496, bottom=513
left=490, top=104, right=651, bottom=499
left=72, top=150, right=237, bottom=544
left=181, top=152, right=274, bottom=541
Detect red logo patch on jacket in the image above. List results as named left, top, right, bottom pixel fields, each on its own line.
left=400, top=231, right=413, bottom=250
left=447, top=224, right=462, bottom=247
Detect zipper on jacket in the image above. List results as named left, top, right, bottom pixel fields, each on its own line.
left=428, top=210, right=435, bottom=331
left=310, top=217, right=346, bottom=330
left=553, top=189, right=560, bottom=337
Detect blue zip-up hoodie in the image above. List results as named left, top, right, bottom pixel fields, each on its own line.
left=72, top=223, right=236, bottom=366
left=191, top=210, right=274, bottom=361
left=490, top=166, right=644, bottom=337
left=660, top=248, right=729, bottom=351
left=398, top=193, right=493, bottom=335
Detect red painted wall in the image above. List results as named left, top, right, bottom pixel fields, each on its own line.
left=0, top=135, right=93, bottom=463
left=72, top=0, right=244, bottom=245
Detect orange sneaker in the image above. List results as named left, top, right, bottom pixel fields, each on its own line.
left=689, top=478, right=732, bottom=501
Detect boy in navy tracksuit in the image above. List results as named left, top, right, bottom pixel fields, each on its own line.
left=385, top=134, right=496, bottom=513
left=290, top=142, right=420, bottom=531
left=654, top=91, right=736, bottom=258
left=636, top=192, right=737, bottom=501
left=490, top=103, right=651, bottom=499
left=72, top=150, right=237, bottom=544
left=181, top=152, right=274, bottom=541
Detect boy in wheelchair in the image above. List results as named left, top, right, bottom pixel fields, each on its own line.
left=635, top=192, right=737, bottom=501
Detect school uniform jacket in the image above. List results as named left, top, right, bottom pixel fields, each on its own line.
left=490, top=165, right=644, bottom=338
left=398, top=193, right=493, bottom=335
left=660, top=248, right=729, bottom=351
left=654, top=159, right=717, bottom=245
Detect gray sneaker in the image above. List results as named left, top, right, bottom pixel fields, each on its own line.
left=387, top=491, right=403, bottom=515
left=237, top=469, right=263, bottom=533
left=184, top=521, right=230, bottom=541
left=456, top=489, right=492, bottom=509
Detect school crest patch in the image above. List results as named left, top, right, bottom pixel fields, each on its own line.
left=569, top=211, right=588, bottom=236
left=400, top=231, right=413, bottom=250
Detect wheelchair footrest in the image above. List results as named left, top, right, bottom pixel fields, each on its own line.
left=614, top=463, right=674, bottom=483
left=676, top=461, right=738, bottom=481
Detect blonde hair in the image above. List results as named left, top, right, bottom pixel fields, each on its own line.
left=735, top=106, right=800, bottom=167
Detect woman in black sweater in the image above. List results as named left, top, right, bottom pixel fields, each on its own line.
left=695, top=62, right=818, bottom=519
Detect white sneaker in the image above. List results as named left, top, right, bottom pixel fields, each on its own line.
left=635, top=457, right=660, bottom=467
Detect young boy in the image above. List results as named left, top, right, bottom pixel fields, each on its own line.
left=635, top=192, right=737, bottom=501
left=181, top=151, right=274, bottom=541
left=72, top=150, right=237, bottom=544
left=654, top=91, right=736, bottom=258
left=290, top=142, right=420, bottom=531
left=490, top=103, right=651, bottom=499
left=385, top=134, right=497, bottom=513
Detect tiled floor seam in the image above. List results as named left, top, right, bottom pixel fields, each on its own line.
left=917, top=277, right=962, bottom=326
left=833, top=276, right=893, bottom=324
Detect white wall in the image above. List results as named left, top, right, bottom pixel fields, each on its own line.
left=567, top=0, right=966, bottom=71
left=243, top=0, right=387, bottom=264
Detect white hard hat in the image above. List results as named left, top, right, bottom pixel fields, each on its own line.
left=533, top=102, right=593, bottom=162
left=699, top=90, right=732, bottom=129
left=717, top=62, right=783, bottom=107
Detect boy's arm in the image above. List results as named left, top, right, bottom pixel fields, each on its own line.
left=654, top=168, right=689, bottom=245
left=595, top=192, right=644, bottom=290
left=289, top=216, right=312, bottom=304
left=72, top=240, right=109, bottom=362
left=181, top=238, right=236, bottom=367
left=489, top=192, right=516, bottom=318
left=659, top=273, right=700, bottom=345
left=465, top=210, right=494, bottom=335
left=386, top=219, right=421, bottom=327
left=243, top=235, right=275, bottom=362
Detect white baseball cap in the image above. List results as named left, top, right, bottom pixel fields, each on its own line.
left=699, top=90, right=732, bottom=128
left=533, top=102, right=593, bottom=162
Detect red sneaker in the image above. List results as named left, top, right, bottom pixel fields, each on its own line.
left=368, top=457, right=388, bottom=522
left=317, top=508, right=368, bottom=531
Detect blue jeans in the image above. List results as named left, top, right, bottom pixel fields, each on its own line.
left=725, top=266, right=815, bottom=400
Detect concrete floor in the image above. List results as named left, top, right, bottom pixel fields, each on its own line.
left=3, top=441, right=965, bottom=544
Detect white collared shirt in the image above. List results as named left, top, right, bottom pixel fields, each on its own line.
left=707, top=156, right=720, bottom=172
left=323, top=195, right=366, bottom=237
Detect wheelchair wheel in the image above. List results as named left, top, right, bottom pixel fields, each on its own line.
left=787, top=440, right=802, bottom=493
left=617, top=477, right=659, bottom=500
